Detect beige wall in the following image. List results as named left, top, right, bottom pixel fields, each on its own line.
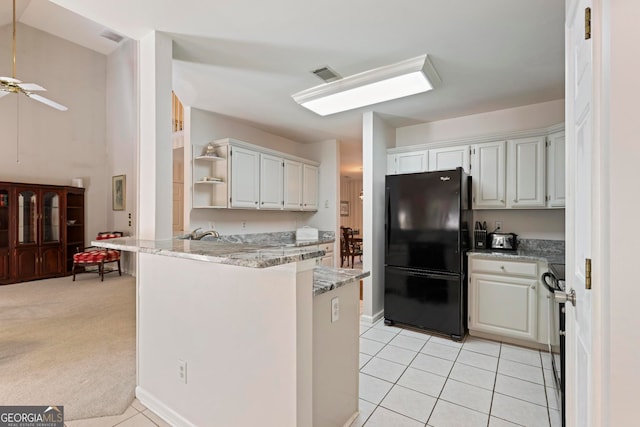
left=339, top=178, right=363, bottom=234
left=0, top=23, right=107, bottom=245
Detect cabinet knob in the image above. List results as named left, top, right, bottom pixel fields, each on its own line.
left=500, top=199, right=504, bottom=203
left=513, top=199, right=517, bottom=203
left=500, top=265, right=505, bottom=270
left=531, top=285, right=536, bottom=290
left=261, top=202, right=264, bottom=205
left=255, top=201, right=258, bottom=205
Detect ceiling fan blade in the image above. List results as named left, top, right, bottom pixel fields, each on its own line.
left=26, top=93, right=68, bottom=111
left=0, top=76, right=21, bottom=84
left=18, top=83, right=46, bottom=91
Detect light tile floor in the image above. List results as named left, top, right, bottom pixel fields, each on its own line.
left=67, top=318, right=561, bottom=427
left=353, top=319, right=562, bottom=427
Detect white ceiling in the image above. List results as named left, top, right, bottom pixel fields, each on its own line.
left=5, top=1, right=565, bottom=176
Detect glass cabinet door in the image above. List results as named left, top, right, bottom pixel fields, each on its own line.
left=42, top=191, right=60, bottom=243
left=18, top=190, right=38, bottom=245
left=0, top=188, right=9, bottom=248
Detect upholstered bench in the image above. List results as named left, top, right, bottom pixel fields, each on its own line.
left=72, top=232, right=123, bottom=282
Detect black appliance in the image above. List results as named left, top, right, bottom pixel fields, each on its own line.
left=384, top=168, right=471, bottom=340
left=542, top=264, right=565, bottom=427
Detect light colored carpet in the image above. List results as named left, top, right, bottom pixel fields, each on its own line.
left=0, top=274, right=136, bottom=421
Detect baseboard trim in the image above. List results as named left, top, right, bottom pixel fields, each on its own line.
left=360, top=309, right=384, bottom=325
left=343, top=411, right=359, bottom=427
left=136, top=386, right=195, bottom=427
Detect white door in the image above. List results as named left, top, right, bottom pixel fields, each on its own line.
left=471, top=141, right=506, bottom=209
left=566, top=0, right=596, bottom=425
left=428, top=145, right=470, bottom=173
left=284, top=160, right=303, bottom=210
left=507, top=137, right=546, bottom=208
left=230, top=146, right=260, bottom=208
left=259, top=154, right=284, bottom=209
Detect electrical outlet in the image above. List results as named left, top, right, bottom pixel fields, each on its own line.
left=331, top=297, right=339, bottom=323
left=177, top=359, right=187, bottom=384
left=495, top=221, right=503, bottom=231
left=241, top=221, right=247, bottom=229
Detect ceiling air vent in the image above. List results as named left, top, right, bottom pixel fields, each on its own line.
left=100, top=29, right=124, bottom=43
left=311, top=66, right=341, bottom=83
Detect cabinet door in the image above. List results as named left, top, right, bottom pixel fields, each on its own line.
left=469, top=273, right=538, bottom=342
left=546, top=131, right=566, bottom=207
left=13, top=247, right=39, bottom=281
left=284, top=160, right=303, bottom=210
left=471, top=141, right=506, bottom=208
left=396, top=151, right=428, bottom=174
left=40, top=245, right=63, bottom=278
left=302, top=164, right=319, bottom=211
left=259, top=154, right=284, bottom=209
left=15, top=188, right=38, bottom=246
left=320, top=255, right=334, bottom=267
left=41, top=190, right=62, bottom=244
left=230, top=146, right=260, bottom=208
left=0, top=248, right=9, bottom=282
left=0, top=186, right=9, bottom=252
left=428, top=145, right=470, bottom=173
left=507, top=137, right=546, bottom=208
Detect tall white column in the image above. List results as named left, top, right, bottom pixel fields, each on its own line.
left=362, top=112, right=395, bottom=323
left=138, top=31, right=173, bottom=240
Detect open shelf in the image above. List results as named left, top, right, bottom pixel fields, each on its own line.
left=194, top=180, right=225, bottom=185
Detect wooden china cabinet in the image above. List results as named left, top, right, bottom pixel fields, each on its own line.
left=0, top=182, right=85, bottom=285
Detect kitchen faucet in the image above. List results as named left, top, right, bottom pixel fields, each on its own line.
left=190, top=228, right=220, bottom=240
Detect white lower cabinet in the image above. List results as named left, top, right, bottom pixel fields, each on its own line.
left=315, top=243, right=335, bottom=267
left=469, top=257, right=545, bottom=344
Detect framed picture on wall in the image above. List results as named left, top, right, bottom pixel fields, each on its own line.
left=112, top=175, right=126, bottom=211
left=340, top=200, right=349, bottom=216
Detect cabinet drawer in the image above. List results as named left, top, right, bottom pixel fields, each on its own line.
left=319, top=243, right=334, bottom=254
left=471, top=258, right=537, bottom=277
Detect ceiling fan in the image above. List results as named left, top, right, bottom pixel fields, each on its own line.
left=0, top=0, right=67, bottom=111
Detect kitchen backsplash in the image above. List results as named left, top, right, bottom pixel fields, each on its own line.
left=517, top=238, right=565, bottom=256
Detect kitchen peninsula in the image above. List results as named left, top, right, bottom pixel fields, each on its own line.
left=95, top=237, right=368, bottom=427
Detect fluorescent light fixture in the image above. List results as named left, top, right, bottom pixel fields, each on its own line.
left=292, top=54, right=440, bottom=116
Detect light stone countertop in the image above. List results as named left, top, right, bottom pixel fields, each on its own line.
left=313, top=266, right=370, bottom=296
left=467, top=249, right=565, bottom=265
left=92, top=237, right=324, bottom=269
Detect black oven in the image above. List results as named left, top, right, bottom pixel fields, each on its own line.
left=542, top=263, right=565, bottom=427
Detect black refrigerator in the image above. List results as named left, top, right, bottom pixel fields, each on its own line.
left=384, top=168, right=471, bottom=340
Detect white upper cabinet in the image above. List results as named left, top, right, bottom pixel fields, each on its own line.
left=546, top=131, right=566, bottom=207
left=428, top=145, right=470, bottom=173
left=260, top=153, right=284, bottom=210
left=507, top=136, right=546, bottom=208
left=396, top=151, right=428, bottom=174
left=387, top=154, right=397, bottom=175
left=302, top=164, right=319, bottom=211
left=230, top=146, right=260, bottom=208
left=284, top=160, right=303, bottom=210
left=471, top=141, right=506, bottom=209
